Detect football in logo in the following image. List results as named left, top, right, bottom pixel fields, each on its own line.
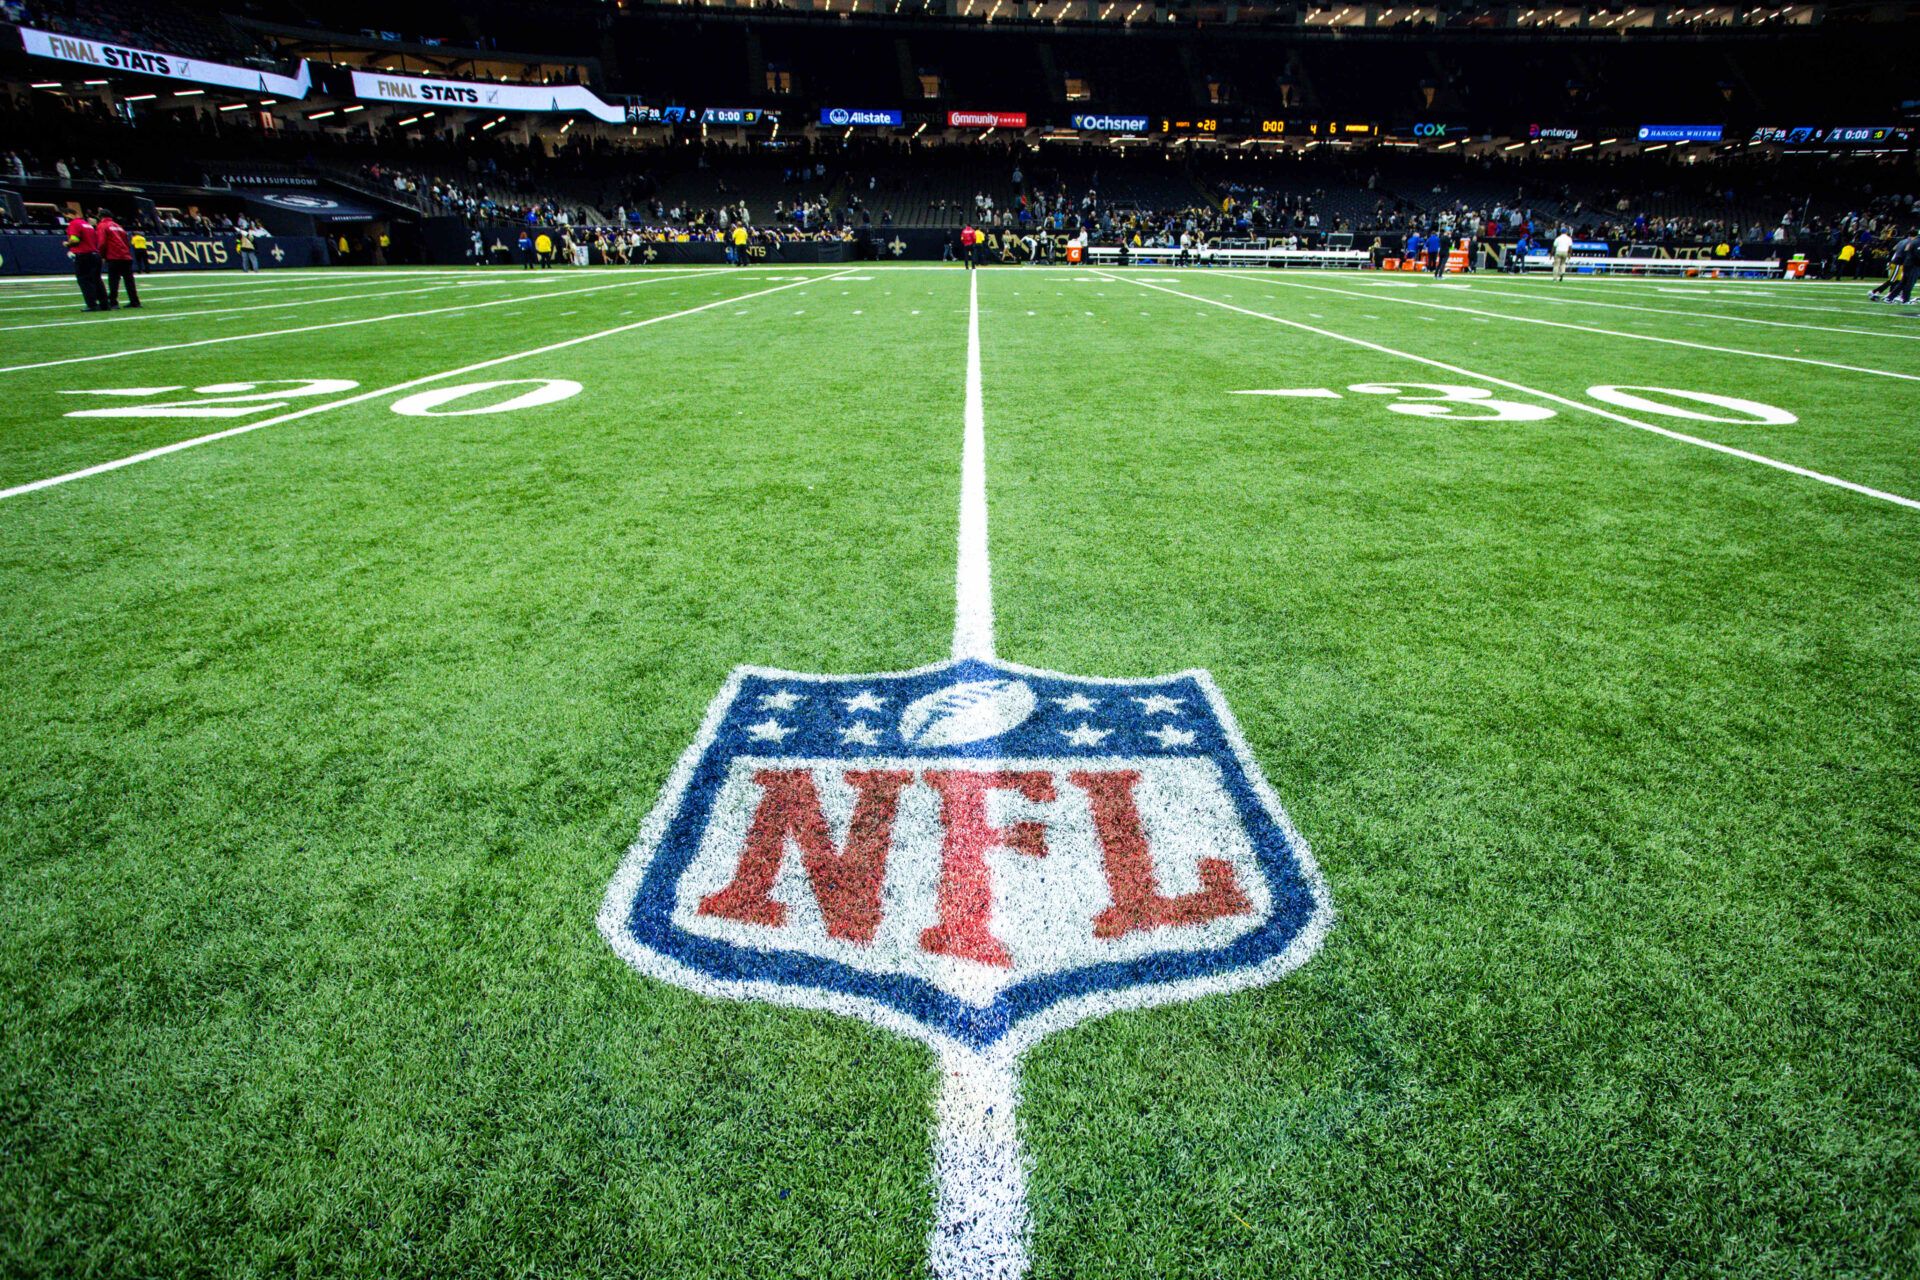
left=898, top=678, right=1035, bottom=747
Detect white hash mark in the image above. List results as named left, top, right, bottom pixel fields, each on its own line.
left=1060, top=723, right=1111, bottom=747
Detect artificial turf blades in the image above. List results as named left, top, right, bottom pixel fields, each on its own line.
left=1, top=264, right=1915, bottom=1278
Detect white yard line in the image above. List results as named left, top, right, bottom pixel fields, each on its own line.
left=953, top=268, right=996, bottom=661
left=0, top=270, right=725, bottom=374
left=933, top=268, right=1029, bottom=1280
left=1219, top=272, right=1920, bottom=383
left=1421, top=282, right=1920, bottom=342
left=0, top=272, right=849, bottom=501
left=1097, top=271, right=1920, bottom=512
left=0, top=279, right=542, bottom=333
left=930, top=1047, right=1028, bottom=1280
left=0, top=274, right=504, bottom=311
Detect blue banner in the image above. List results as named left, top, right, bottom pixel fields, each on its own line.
left=1071, top=113, right=1150, bottom=133
left=819, top=108, right=902, bottom=127
left=1636, top=124, right=1724, bottom=143
left=0, top=233, right=331, bottom=276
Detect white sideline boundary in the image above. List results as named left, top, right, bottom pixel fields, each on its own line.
left=1471, top=276, right=1920, bottom=321
left=1094, top=271, right=1920, bottom=513
left=1220, top=272, right=1920, bottom=383
left=0, top=278, right=539, bottom=333
left=0, top=270, right=726, bottom=373
left=1407, top=282, right=1920, bottom=342
left=0, top=271, right=850, bottom=501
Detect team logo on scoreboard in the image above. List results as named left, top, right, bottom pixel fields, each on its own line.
left=599, top=656, right=1330, bottom=1055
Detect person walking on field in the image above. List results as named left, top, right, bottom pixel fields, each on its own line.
left=65, top=211, right=107, bottom=311
left=960, top=224, right=977, bottom=270
left=236, top=227, right=260, bottom=272
left=1552, top=228, right=1574, bottom=281
left=96, top=209, right=139, bottom=309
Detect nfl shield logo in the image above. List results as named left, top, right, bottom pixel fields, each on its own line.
left=598, top=656, right=1331, bottom=1056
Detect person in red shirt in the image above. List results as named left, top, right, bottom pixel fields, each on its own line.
left=65, top=213, right=107, bottom=311
left=960, top=224, right=977, bottom=271
left=94, top=209, right=139, bottom=310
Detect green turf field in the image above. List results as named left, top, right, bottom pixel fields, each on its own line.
left=1, top=263, right=1915, bottom=1279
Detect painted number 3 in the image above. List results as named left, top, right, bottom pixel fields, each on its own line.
left=62, top=378, right=583, bottom=420
left=1347, top=382, right=1556, bottom=422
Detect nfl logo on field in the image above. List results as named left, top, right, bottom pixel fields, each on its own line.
left=599, top=656, right=1330, bottom=1056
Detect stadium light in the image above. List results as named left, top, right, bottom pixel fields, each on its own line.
left=342, top=104, right=365, bottom=114
left=397, top=115, right=421, bottom=126
left=307, top=109, right=336, bottom=120
left=30, top=82, right=60, bottom=90
left=175, top=90, right=204, bottom=97
left=218, top=102, right=247, bottom=113
left=83, top=79, right=108, bottom=87
left=123, top=93, right=158, bottom=102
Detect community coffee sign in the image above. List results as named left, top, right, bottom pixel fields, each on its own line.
left=347, top=70, right=626, bottom=123
left=19, top=28, right=312, bottom=98
left=948, top=111, right=1029, bottom=129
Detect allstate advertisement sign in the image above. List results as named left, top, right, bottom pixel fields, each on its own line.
left=820, top=107, right=903, bottom=127
left=599, top=656, right=1331, bottom=1056
left=1071, top=114, right=1150, bottom=133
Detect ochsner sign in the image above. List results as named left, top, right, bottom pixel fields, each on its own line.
left=1071, top=113, right=1150, bottom=133
left=348, top=70, right=625, bottom=123
left=19, top=28, right=312, bottom=98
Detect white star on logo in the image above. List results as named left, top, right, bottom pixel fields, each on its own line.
left=1133, top=695, right=1184, bottom=716
left=1053, top=693, right=1099, bottom=713
left=1060, top=723, right=1111, bottom=747
left=759, top=690, right=804, bottom=711
left=1145, top=725, right=1197, bottom=749
left=745, top=718, right=790, bottom=742
left=844, top=690, right=887, bottom=713
left=840, top=721, right=881, bottom=746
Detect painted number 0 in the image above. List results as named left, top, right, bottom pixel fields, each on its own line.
left=1348, top=382, right=1557, bottom=422
left=390, top=379, right=583, bottom=417
left=1585, top=385, right=1797, bottom=425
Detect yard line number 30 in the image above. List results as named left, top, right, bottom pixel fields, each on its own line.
left=1235, top=382, right=1798, bottom=425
